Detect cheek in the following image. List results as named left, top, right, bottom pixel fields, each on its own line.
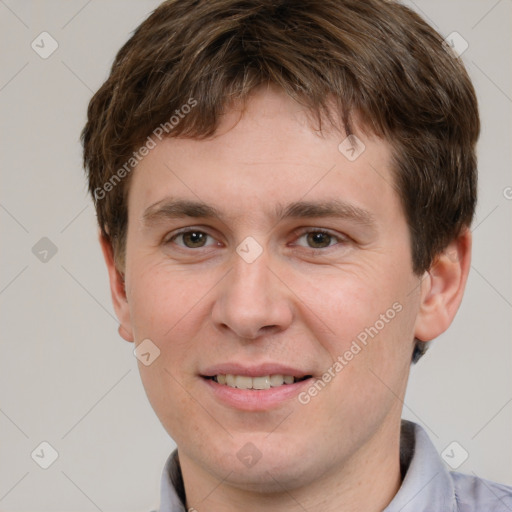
left=127, top=264, right=207, bottom=439
left=293, top=267, right=399, bottom=351
left=125, top=261, right=219, bottom=397
left=299, top=289, right=415, bottom=439
left=127, top=261, right=207, bottom=343
left=297, top=266, right=416, bottom=396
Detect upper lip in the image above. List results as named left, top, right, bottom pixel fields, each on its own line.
left=200, top=363, right=313, bottom=378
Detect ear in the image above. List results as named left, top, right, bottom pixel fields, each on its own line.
left=414, top=228, right=472, bottom=343
left=99, top=231, right=134, bottom=343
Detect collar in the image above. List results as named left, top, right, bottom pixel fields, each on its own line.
left=383, top=420, right=456, bottom=511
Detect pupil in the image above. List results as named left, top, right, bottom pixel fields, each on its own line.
left=308, top=232, right=330, bottom=248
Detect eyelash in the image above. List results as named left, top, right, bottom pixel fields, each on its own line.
left=165, top=227, right=348, bottom=252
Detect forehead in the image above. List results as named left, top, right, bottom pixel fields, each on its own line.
left=127, top=87, right=400, bottom=226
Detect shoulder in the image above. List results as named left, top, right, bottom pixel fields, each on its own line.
left=451, top=471, right=512, bottom=512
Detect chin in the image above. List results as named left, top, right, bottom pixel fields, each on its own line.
left=203, top=434, right=320, bottom=492
left=221, top=460, right=315, bottom=494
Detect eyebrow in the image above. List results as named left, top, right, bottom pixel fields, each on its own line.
left=142, top=197, right=375, bottom=229
left=142, top=199, right=221, bottom=225
left=279, top=200, right=375, bottom=227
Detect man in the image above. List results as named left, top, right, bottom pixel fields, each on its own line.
left=81, top=0, right=512, bottom=510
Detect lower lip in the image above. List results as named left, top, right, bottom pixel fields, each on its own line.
left=202, top=377, right=313, bottom=411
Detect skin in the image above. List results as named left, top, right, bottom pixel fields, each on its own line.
left=101, top=85, right=471, bottom=512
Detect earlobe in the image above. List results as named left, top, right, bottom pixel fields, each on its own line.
left=118, top=324, right=134, bottom=342
left=414, top=229, right=472, bottom=343
left=98, top=231, right=135, bottom=343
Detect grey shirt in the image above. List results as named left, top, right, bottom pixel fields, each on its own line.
left=155, top=420, right=512, bottom=511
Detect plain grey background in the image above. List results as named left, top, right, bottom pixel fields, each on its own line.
left=0, top=1, right=511, bottom=511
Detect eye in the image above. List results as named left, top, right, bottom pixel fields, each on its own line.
left=166, top=229, right=218, bottom=249
left=294, top=229, right=346, bottom=250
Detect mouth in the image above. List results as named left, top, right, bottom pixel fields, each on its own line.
left=204, top=374, right=313, bottom=390
left=200, top=363, right=316, bottom=410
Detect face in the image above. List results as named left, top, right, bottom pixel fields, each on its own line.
left=109, top=86, right=437, bottom=492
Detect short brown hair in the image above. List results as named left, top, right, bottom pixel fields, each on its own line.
left=81, top=0, right=479, bottom=322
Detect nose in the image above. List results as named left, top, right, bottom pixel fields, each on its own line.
left=211, top=249, right=294, bottom=340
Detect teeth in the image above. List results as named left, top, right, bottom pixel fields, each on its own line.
left=234, top=375, right=252, bottom=389
left=270, top=374, right=284, bottom=387
left=253, top=376, right=270, bottom=389
left=213, top=374, right=304, bottom=390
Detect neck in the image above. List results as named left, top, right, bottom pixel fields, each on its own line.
left=179, top=418, right=403, bottom=512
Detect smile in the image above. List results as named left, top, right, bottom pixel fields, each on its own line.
left=207, top=374, right=311, bottom=390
